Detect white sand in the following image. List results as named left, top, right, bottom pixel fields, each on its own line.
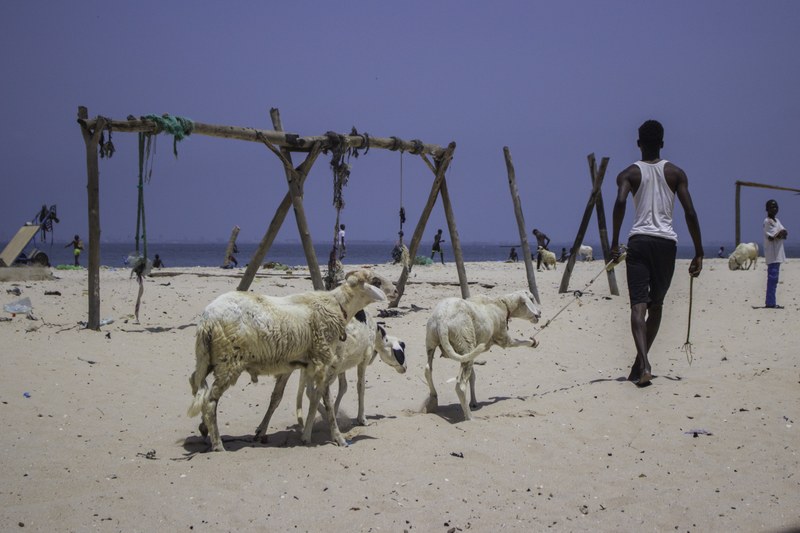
left=1, top=259, right=798, bottom=531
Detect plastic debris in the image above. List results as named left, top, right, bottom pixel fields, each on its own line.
left=4, top=297, right=32, bottom=315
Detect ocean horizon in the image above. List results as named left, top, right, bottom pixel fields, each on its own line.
left=11, top=239, right=795, bottom=269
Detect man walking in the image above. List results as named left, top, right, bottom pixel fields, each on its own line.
left=610, top=120, right=703, bottom=386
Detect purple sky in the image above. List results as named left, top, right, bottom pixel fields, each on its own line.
left=2, top=2, right=798, bottom=251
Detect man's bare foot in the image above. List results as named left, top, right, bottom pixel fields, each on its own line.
left=627, top=362, right=642, bottom=382
left=636, top=370, right=653, bottom=387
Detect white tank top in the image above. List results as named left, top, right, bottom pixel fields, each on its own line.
left=628, top=160, right=678, bottom=242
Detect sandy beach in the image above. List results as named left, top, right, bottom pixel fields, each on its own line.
left=0, top=258, right=797, bottom=532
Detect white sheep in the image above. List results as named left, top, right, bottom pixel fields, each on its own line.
left=728, top=242, right=759, bottom=270
left=188, top=269, right=394, bottom=451
left=423, top=290, right=541, bottom=421
left=578, top=244, right=594, bottom=261
left=253, top=309, right=407, bottom=441
left=537, top=246, right=557, bottom=270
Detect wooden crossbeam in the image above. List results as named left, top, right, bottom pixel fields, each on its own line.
left=79, top=116, right=447, bottom=158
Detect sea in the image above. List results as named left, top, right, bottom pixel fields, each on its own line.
left=18, top=240, right=795, bottom=269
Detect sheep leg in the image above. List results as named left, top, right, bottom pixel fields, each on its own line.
left=322, top=380, right=347, bottom=446
left=301, top=370, right=328, bottom=445
left=254, top=372, right=292, bottom=443
left=334, top=373, right=347, bottom=420
left=468, top=363, right=478, bottom=409
left=423, top=347, right=439, bottom=413
left=203, top=378, right=233, bottom=452
left=356, top=362, right=368, bottom=425
left=295, top=369, right=307, bottom=426
left=455, top=362, right=474, bottom=421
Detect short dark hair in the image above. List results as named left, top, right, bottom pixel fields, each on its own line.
left=638, top=120, right=664, bottom=146
left=766, top=199, right=778, bottom=209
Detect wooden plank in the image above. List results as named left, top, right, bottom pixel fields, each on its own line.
left=0, top=225, right=41, bottom=267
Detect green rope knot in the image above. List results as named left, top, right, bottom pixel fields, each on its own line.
left=143, top=114, right=194, bottom=156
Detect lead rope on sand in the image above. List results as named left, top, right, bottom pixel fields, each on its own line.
left=533, top=251, right=627, bottom=339
left=682, top=276, right=695, bottom=365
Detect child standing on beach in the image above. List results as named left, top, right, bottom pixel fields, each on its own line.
left=763, top=199, right=788, bottom=309
left=65, top=234, right=84, bottom=266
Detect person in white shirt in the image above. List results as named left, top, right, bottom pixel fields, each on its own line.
left=611, top=120, right=703, bottom=386
left=763, top=199, right=788, bottom=308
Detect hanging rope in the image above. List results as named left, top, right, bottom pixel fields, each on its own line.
left=682, top=276, right=695, bottom=365
left=322, top=128, right=368, bottom=289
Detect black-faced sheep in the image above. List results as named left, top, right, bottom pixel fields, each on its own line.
left=253, top=309, right=407, bottom=444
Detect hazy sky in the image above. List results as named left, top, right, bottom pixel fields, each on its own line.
left=2, top=1, right=798, bottom=250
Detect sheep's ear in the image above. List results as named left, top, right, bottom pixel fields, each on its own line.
left=365, top=283, right=386, bottom=301
left=522, top=294, right=539, bottom=316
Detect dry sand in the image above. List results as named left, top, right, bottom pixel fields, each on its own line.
left=0, top=259, right=798, bottom=532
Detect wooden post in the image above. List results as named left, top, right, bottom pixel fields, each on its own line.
left=503, top=147, right=539, bottom=303
left=735, top=181, right=741, bottom=246
left=390, top=142, right=456, bottom=307
left=77, top=107, right=106, bottom=331
left=588, top=154, right=618, bottom=296
left=222, top=225, right=240, bottom=267
left=439, top=176, right=470, bottom=300
left=559, top=159, right=606, bottom=294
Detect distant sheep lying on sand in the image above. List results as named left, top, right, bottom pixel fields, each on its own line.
left=188, top=269, right=393, bottom=451
left=423, top=290, right=541, bottom=421
left=728, top=242, right=759, bottom=270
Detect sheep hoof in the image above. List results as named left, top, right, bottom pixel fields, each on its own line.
left=423, top=396, right=439, bottom=413
left=530, top=338, right=539, bottom=348
left=356, top=418, right=367, bottom=426
left=210, top=443, right=225, bottom=452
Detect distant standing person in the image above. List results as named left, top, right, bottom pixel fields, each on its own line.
left=65, top=234, right=84, bottom=266
left=610, top=119, right=703, bottom=387
left=431, top=229, right=445, bottom=264
left=532, top=228, right=550, bottom=270
left=338, top=224, right=346, bottom=259
left=763, top=199, right=788, bottom=309
left=559, top=247, right=569, bottom=262
left=152, top=254, right=165, bottom=268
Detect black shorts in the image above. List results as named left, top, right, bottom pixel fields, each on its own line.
left=625, top=235, right=677, bottom=307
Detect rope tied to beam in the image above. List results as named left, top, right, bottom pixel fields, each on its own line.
left=389, top=136, right=403, bottom=151
left=98, top=117, right=116, bottom=159
left=142, top=114, right=194, bottom=157
left=409, top=139, right=424, bottom=155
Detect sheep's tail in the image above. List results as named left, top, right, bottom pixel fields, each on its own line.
left=187, top=323, right=213, bottom=418
left=437, top=326, right=486, bottom=364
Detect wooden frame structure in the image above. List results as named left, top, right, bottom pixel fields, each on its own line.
left=558, top=153, right=619, bottom=295
left=77, top=106, right=469, bottom=330
left=735, top=180, right=800, bottom=245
